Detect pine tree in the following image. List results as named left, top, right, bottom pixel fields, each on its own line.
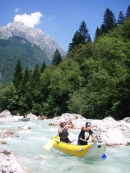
left=79, top=20, right=90, bottom=43
left=125, top=5, right=130, bottom=19
left=100, top=24, right=106, bottom=34
left=40, top=62, right=47, bottom=73
left=117, top=11, right=125, bottom=25
left=68, top=21, right=91, bottom=52
left=20, top=67, right=30, bottom=94
left=13, top=59, right=23, bottom=91
left=94, top=27, right=102, bottom=40
left=51, top=49, right=62, bottom=66
left=18, top=68, right=30, bottom=113
left=102, top=8, right=117, bottom=33
left=26, top=64, right=41, bottom=110
left=87, top=34, right=92, bottom=42
left=31, top=64, right=40, bottom=86
left=68, top=31, right=83, bottom=52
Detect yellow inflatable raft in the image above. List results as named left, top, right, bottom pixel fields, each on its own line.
left=52, top=136, right=106, bottom=159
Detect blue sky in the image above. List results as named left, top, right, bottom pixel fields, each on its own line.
left=0, top=0, right=130, bottom=51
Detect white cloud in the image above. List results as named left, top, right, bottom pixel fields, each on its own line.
left=14, top=12, right=43, bottom=27
left=15, top=8, right=20, bottom=12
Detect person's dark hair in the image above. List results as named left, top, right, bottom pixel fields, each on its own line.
left=60, top=122, right=66, bottom=127
left=86, top=122, right=91, bottom=127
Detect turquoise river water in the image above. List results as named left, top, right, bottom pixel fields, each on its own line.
left=0, top=120, right=130, bottom=173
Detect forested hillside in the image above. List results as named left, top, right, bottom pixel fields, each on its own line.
left=0, top=36, right=50, bottom=84
left=0, top=6, right=130, bottom=120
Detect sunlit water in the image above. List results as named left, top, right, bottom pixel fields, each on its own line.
left=0, top=120, right=130, bottom=173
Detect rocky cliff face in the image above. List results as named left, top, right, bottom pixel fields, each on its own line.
left=0, top=22, right=66, bottom=60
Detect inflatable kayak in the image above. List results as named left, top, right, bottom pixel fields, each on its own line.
left=22, top=117, right=30, bottom=122
left=52, top=136, right=106, bottom=159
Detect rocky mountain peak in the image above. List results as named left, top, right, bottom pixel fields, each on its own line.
left=0, top=22, right=66, bottom=60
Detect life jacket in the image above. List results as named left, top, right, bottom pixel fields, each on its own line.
left=59, top=127, right=69, bottom=138
left=78, top=127, right=91, bottom=140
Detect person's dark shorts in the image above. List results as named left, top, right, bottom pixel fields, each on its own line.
left=77, top=138, right=88, bottom=145
left=60, top=137, right=71, bottom=143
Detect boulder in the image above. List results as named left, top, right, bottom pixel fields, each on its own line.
left=27, top=113, right=38, bottom=120
left=99, top=128, right=128, bottom=145
left=0, top=140, right=7, bottom=145
left=123, top=117, right=130, bottom=123
left=0, top=110, right=12, bottom=118
left=49, top=113, right=86, bottom=128
left=0, top=131, right=19, bottom=138
left=16, top=126, right=31, bottom=131
left=0, top=150, right=26, bottom=173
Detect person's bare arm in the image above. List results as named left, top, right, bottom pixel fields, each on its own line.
left=91, top=134, right=97, bottom=142
left=83, top=125, right=97, bottom=142
left=58, top=127, right=62, bottom=134
left=67, top=120, right=74, bottom=129
left=83, top=125, right=97, bottom=131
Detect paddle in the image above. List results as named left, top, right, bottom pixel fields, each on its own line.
left=44, top=138, right=55, bottom=150
left=44, top=121, right=70, bottom=150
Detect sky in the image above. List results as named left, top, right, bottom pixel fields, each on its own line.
left=0, top=0, right=130, bottom=51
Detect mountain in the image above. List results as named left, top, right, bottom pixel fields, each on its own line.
left=0, top=22, right=66, bottom=60
left=0, top=22, right=66, bottom=84
left=0, top=36, right=51, bottom=83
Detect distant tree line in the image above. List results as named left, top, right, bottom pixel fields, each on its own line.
left=0, top=6, right=130, bottom=120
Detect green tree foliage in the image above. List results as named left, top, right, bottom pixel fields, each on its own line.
left=20, top=67, right=30, bottom=95
left=40, top=66, right=54, bottom=115
left=120, top=17, right=130, bottom=38
left=40, top=62, right=47, bottom=73
left=125, top=5, right=130, bottom=19
left=79, top=20, right=91, bottom=43
left=102, top=8, right=117, bottom=33
left=67, top=16, right=130, bottom=119
left=68, top=31, right=83, bottom=52
left=51, top=49, right=62, bottom=66
left=17, top=67, right=30, bottom=113
left=1, top=84, right=18, bottom=114
left=95, top=8, right=117, bottom=40
left=67, top=87, right=88, bottom=117
left=117, top=11, right=125, bottom=25
left=28, top=64, right=42, bottom=114
left=0, top=84, right=6, bottom=112
left=94, top=27, right=102, bottom=40
left=89, top=36, right=129, bottom=119
left=30, top=64, right=40, bottom=87
left=68, top=20, right=91, bottom=52
left=13, top=59, right=23, bottom=91
left=48, top=59, right=83, bottom=115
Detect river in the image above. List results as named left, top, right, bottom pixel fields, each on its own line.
left=0, top=120, right=130, bottom=173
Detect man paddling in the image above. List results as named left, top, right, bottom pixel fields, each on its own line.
left=78, top=122, right=97, bottom=145
left=58, top=120, right=74, bottom=143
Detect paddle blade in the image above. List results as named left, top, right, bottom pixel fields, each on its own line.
left=44, top=139, right=54, bottom=150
